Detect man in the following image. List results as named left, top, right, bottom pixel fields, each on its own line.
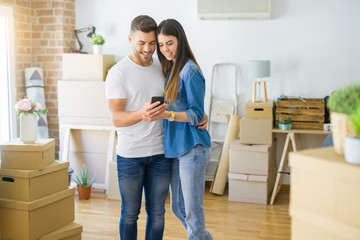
left=106, top=15, right=170, bottom=240
left=106, top=15, right=207, bottom=240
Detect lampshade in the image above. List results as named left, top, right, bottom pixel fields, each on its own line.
left=248, top=60, right=271, bottom=78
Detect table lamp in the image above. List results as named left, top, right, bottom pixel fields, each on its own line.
left=74, top=25, right=96, bottom=53
left=248, top=60, right=271, bottom=103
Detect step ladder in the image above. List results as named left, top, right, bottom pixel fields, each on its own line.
left=206, top=63, right=239, bottom=181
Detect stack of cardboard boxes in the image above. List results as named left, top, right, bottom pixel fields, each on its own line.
left=59, top=54, right=115, bottom=191
left=289, top=148, right=360, bottom=239
left=0, top=138, right=82, bottom=239
left=228, top=101, right=277, bottom=204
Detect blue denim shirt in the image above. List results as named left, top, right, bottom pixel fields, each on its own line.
left=163, top=59, right=211, bottom=158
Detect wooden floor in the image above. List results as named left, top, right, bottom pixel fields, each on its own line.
left=74, top=184, right=291, bottom=240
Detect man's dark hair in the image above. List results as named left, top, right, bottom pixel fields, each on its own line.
left=131, top=15, right=157, bottom=33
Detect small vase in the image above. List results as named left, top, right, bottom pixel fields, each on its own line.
left=20, top=113, right=38, bottom=143
left=344, top=137, right=360, bottom=165
left=92, top=45, right=103, bottom=55
left=331, top=112, right=356, bottom=155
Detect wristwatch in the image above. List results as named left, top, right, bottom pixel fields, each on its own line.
left=168, top=111, right=175, bottom=121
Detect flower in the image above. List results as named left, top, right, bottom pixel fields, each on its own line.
left=15, top=97, right=48, bottom=118
left=34, top=103, right=42, bottom=111
left=15, top=98, right=32, bottom=112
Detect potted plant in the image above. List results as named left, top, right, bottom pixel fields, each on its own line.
left=344, top=102, right=360, bottom=165
left=15, top=97, right=48, bottom=143
left=90, top=33, right=105, bottom=55
left=327, top=83, right=360, bottom=155
left=107, top=61, right=118, bottom=76
left=74, top=164, right=96, bottom=200
left=278, top=116, right=291, bottom=130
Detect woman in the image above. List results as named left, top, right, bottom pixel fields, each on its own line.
left=144, top=19, right=212, bottom=240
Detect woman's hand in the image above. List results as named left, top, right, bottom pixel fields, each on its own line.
left=142, top=101, right=168, bottom=122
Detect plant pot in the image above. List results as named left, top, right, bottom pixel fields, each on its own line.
left=331, top=112, right=356, bottom=155
left=344, top=136, right=360, bottom=165
left=20, top=113, right=38, bottom=143
left=278, top=123, right=292, bottom=130
left=92, top=45, right=103, bottom=55
left=77, top=185, right=92, bottom=200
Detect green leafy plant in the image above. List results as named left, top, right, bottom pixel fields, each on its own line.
left=90, top=34, right=105, bottom=45
left=349, top=102, right=360, bottom=137
left=73, top=164, right=96, bottom=187
left=327, top=83, right=360, bottom=115
left=108, top=61, right=117, bottom=70
left=279, top=116, right=291, bottom=124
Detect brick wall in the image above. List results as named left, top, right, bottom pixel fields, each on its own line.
left=0, top=0, right=76, bottom=151
left=7, top=0, right=32, bottom=100
left=31, top=0, right=76, bottom=150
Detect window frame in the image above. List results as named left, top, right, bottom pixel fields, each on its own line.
left=0, top=6, right=16, bottom=140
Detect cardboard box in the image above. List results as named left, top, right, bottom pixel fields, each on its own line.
left=289, top=147, right=360, bottom=229
left=291, top=208, right=360, bottom=240
left=239, top=118, right=273, bottom=145
left=0, top=138, right=55, bottom=170
left=228, top=166, right=276, bottom=204
left=229, top=139, right=276, bottom=175
left=245, top=101, right=273, bottom=119
left=292, top=217, right=340, bottom=240
left=62, top=54, right=114, bottom=81
left=58, top=81, right=112, bottom=120
left=39, top=222, right=82, bottom=240
left=0, top=187, right=75, bottom=240
left=0, top=161, right=69, bottom=201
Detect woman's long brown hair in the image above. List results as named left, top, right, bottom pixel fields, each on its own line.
left=156, top=19, right=200, bottom=106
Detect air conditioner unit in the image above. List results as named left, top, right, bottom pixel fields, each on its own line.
left=197, top=0, right=271, bottom=20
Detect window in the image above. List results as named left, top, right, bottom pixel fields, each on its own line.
left=0, top=6, right=15, bottom=142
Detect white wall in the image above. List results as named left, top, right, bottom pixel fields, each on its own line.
left=75, top=0, right=360, bottom=113
left=75, top=0, right=360, bottom=184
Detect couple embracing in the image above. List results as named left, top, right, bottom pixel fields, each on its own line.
left=106, top=15, right=212, bottom=240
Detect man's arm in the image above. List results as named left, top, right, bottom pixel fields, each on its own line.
left=108, top=99, right=167, bottom=127
left=196, top=113, right=208, bottom=130
left=108, top=99, right=143, bottom=127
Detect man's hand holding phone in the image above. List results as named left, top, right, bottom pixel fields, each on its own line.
left=151, top=96, right=164, bottom=105
left=142, top=96, right=167, bottom=122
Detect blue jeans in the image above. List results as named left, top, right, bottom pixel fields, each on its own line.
left=117, top=154, right=172, bottom=240
left=170, top=144, right=213, bottom=240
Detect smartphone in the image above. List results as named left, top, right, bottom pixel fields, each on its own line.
left=151, top=96, right=165, bottom=105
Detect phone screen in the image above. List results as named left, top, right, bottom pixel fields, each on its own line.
left=151, top=96, right=165, bottom=105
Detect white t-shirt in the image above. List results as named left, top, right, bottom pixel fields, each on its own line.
left=106, top=56, right=165, bottom=158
